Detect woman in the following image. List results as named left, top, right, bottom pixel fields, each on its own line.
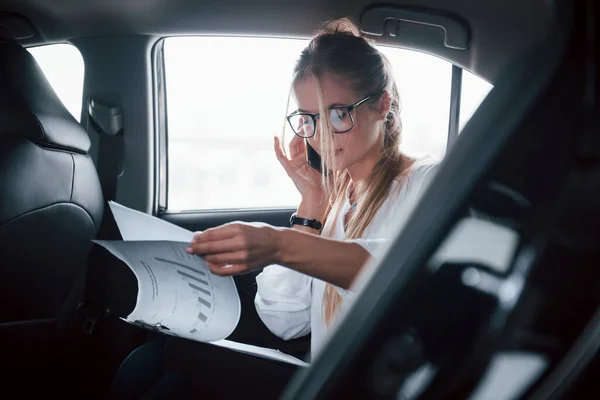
left=109, top=18, right=438, bottom=399
left=187, top=18, right=438, bottom=358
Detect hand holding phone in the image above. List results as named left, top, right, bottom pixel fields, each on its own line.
left=274, top=136, right=324, bottom=202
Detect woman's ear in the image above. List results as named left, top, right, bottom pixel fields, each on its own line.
left=378, top=91, right=392, bottom=121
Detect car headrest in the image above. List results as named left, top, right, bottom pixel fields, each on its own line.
left=0, top=40, right=90, bottom=153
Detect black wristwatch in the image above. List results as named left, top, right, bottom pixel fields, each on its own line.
left=289, top=212, right=323, bottom=231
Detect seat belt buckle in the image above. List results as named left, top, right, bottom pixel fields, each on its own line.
left=77, top=302, right=110, bottom=335
left=82, top=317, right=97, bottom=335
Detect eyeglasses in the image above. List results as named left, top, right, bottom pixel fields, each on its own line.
left=286, top=94, right=374, bottom=138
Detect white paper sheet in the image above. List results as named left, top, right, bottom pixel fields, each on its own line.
left=94, top=240, right=241, bottom=342
left=109, top=201, right=194, bottom=242
left=210, top=340, right=309, bottom=367
left=104, top=201, right=309, bottom=366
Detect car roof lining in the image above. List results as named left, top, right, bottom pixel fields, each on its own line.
left=0, top=0, right=554, bottom=82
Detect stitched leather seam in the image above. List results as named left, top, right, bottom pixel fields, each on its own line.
left=0, top=317, right=57, bottom=328
left=30, top=113, right=88, bottom=155
left=69, top=154, right=75, bottom=202
left=31, top=110, right=46, bottom=144
left=0, top=202, right=97, bottom=231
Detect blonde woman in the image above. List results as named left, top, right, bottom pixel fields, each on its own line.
left=188, top=18, right=438, bottom=358
left=109, top=18, right=438, bottom=399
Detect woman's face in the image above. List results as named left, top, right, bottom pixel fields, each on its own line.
left=292, top=74, right=389, bottom=173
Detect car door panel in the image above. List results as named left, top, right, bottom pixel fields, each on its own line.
left=160, top=208, right=295, bottom=233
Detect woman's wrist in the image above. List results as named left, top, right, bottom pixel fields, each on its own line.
left=271, top=225, right=286, bottom=265
left=292, top=200, right=326, bottom=235
left=274, top=227, right=303, bottom=267
left=297, top=196, right=327, bottom=221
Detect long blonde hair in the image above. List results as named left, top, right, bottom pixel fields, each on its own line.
left=289, top=18, right=414, bottom=325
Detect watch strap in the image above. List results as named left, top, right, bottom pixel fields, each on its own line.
left=290, top=212, right=323, bottom=231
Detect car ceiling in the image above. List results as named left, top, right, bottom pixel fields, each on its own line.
left=0, top=0, right=555, bottom=82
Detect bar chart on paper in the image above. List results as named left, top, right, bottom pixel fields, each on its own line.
left=93, top=239, right=241, bottom=342
left=154, top=247, right=214, bottom=333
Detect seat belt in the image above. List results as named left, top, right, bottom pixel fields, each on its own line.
left=57, top=98, right=144, bottom=388
left=76, top=96, right=125, bottom=336
left=97, top=134, right=123, bottom=202
left=88, top=96, right=124, bottom=203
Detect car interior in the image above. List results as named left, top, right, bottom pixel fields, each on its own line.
left=0, top=0, right=598, bottom=398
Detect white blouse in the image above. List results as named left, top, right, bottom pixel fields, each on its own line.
left=254, top=160, right=439, bottom=359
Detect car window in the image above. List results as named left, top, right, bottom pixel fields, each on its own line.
left=163, top=37, right=490, bottom=212
left=27, top=43, right=85, bottom=122
left=377, top=46, right=451, bottom=160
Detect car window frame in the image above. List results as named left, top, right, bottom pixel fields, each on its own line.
left=152, top=36, right=485, bottom=215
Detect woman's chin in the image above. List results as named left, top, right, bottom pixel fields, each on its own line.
left=331, top=162, right=349, bottom=172
left=328, top=155, right=354, bottom=172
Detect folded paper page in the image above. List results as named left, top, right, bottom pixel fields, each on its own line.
left=109, top=201, right=195, bottom=242
left=210, top=340, right=309, bottom=367
left=94, top=240, right=241, bottom=342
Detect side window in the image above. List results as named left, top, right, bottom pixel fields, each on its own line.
left=377, top=46, right=452, bottom=160
left=164, top=37, right=307, bottom=211
left=27, top=44, right=85, bottom=122
left=163, top=37, right=461, bottom=212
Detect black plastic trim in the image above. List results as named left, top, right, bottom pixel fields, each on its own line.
left=448, top=65, right=463, bottom=149
left=361, top=6, right=470, bottom=50
left=152, top=38, right=168, bottom=215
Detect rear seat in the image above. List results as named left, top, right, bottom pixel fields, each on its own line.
left=0, top=35, right=104, bottom=394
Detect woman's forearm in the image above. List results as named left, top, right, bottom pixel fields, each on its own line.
left=275, top=227, right=370, bottom=289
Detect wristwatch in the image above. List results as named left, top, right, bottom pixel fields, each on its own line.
left=289, top=212, right=323, bottom=231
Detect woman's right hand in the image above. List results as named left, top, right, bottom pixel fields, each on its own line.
left=274, top=135, right=324, bottom=204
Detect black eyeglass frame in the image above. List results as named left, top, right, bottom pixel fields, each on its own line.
left=286, top=94, right=375, bottom=138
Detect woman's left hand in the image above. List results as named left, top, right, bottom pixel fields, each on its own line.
left=186, top=222, right=282, bottom=276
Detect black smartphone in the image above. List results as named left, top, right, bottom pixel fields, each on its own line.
left=306, top=140, right=322, bottom=173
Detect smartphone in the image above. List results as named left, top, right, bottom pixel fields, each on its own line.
left=306, top=140, right=322, bottom=173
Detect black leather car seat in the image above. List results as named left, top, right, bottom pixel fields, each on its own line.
left=0, top=38, right=103, bottom=331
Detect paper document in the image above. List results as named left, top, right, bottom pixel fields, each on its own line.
left=101, top=201, right=309, bottom=367
left=109, top=201, right=194, bottom=242
left=94, top=240, right=240, bottom=342
left=211, top=340, right=309, bottom=367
